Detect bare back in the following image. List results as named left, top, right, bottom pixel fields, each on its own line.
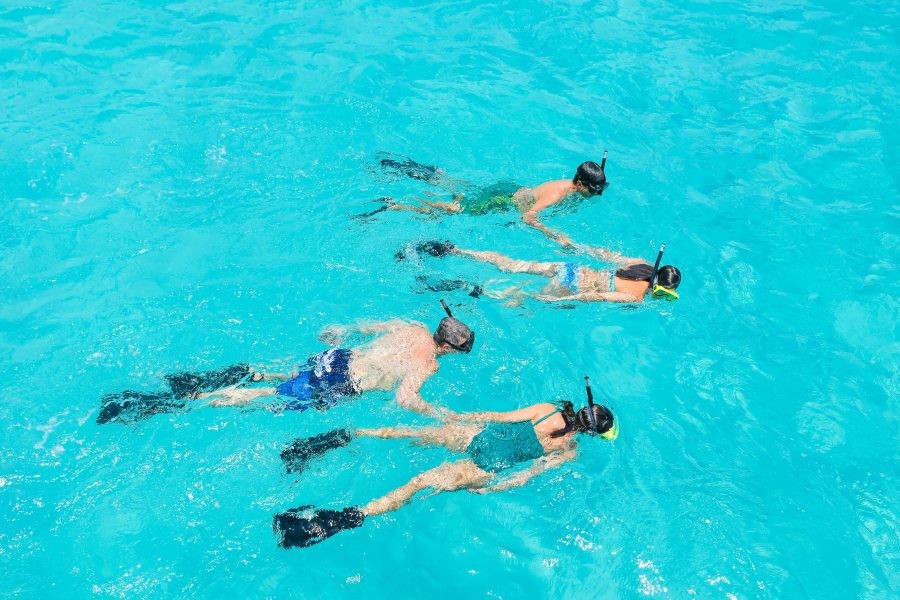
left=518, top=179, right=576, bottom=214
left=348, top=325, right=438, bottom=392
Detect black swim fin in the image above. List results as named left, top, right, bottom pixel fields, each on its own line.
left=280, top=428, right=353, bottom=474
left=96, top=391, right=186, bottom=425
left=165, top=363, right=250, bottom=399
left=379, top=155, right=440, bottom=184
left=415, top=240, right=455, bottom=257
left=353, top=197, right=394, bottom=219
left=273, top=505, right=365, bottom=548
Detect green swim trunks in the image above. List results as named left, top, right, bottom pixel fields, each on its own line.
left=459, top=180, right=522, bottom=215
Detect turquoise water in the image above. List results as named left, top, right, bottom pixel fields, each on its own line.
left=2, top=0, right=898, bottom=597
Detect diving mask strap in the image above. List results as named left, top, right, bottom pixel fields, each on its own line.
left=649, top=243, right=666, bottom=288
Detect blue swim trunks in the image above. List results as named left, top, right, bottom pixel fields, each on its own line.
left=553, top=263, right=581, bottom=293
left=276, top=349, right=358, bottom=412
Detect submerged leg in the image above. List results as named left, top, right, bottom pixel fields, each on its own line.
left=454, top=248, right=560, bottom=277
left=362, top=460, right=492, bottom=516
left=201, top=386, right=276, bottom=406
left=356, top=424, right=481, bottom=452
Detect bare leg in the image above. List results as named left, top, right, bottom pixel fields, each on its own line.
left=356, top=423, right=482, bottom=452
left=453, top=248, right=561, bottom=278
left=387, top=194, right=462, bottom=215
left=200, top=386, right=276, bottom=406
left=362, top=460, right=492, bottom=516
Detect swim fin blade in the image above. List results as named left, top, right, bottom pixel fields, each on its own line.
left=378, top=154, right=440, bottom=184
left=273, top=505, right=365, bottom=548
left=165, top=363, right=250, bottom=398
left=353, top=197, right=393, bottom=219
left=280, top=428, right=353, bottom=474
left=96, top=391, right=186, bottom=425
left=415, top=240, right=455, bottom=257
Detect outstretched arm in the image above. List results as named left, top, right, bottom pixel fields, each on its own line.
left=522, top=210, right=574, bottom=247
left=578, top=244, right=644, bottom=266
left=451, top=403, right=550, bottom=424
left=395, top=368, right=441, bottom=416
left=475, top=450, right=576, bottom=493
left=319, top=319, right=408, bottom=345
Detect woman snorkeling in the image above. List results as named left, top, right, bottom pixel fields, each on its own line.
left=273, top=392, right=617, bottom=548
left=411, top=241, right=682, bottom=304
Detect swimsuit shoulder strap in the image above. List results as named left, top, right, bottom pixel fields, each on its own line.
left=533, top=408, right=561, bottom=426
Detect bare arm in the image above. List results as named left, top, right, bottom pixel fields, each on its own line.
left=522, top=212, right=574, bottom=247
left=474, top=450, right=576, bottom=493
left=452, top=403, right=552, bottom=424
left=395, top=368, right=440, bottom=415
left=320, top=319, right=408, bottom=345
left=521, top=183, right=576, bottom=246
left=578, top=244, right=644, bottom=266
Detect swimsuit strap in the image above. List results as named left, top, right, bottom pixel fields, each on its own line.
left=533, top=408, right=561, bottom=426
left=609, top=270, right=616, bottom=292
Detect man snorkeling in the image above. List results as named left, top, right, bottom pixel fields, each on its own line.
left=273, top=378, right=618, bottom=548
left=369, top=152, right=609, bottom=245
left=96, top=306, right=475, bottom=425
left=408, top=240, right=681, bottom=304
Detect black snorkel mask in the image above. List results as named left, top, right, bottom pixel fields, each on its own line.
left=648, top=243, right=679, bottom=301
left=584, top=376, right=618, bottom=440
left=439, top=299, right=475, bottom=353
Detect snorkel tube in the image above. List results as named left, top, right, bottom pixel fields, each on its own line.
left=649, top=243, right=665, bottom=288
left=599, top=150, right=608, bottom=170
left=583, top=375, right=619, bottom=440
left=584, top=376, right=598, bottom=431
left=440, top=298, right=453, bottom=318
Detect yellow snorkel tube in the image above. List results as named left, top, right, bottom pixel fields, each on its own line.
left=584, top=376, right=618, bottom=440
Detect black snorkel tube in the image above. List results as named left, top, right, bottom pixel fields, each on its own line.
left=649, top=243, right=666, bottom=288
left=599, top=150, right=607, bottom=170
left=440, top=298, right=453, bottom=318
left=584, top=376, right=598, bottom=432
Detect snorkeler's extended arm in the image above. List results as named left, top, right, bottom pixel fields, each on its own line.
left=522, top=214, right=575, bottom=247
left=319, top=319, right=408, bottom=345
left=522, top=183, right=577, bottom=246
left=452, top=403, right=553, bottom=424
left=579, top=245, right=644, bottom=266
left=395, top=368, right=441, bottom=416
left=474, top=450, right=576, bottom=493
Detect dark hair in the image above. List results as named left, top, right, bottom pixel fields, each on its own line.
left=614, top=263, right=653, bottom=282
left=656, top=265, right=681, bottom=289
left=433, top=317, right=473, bottom=348
left=573, top=161, right=607, bottom=195
left=550, top=401, right=614, bottom=438
left=615, top=263, right=682, bottom=290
